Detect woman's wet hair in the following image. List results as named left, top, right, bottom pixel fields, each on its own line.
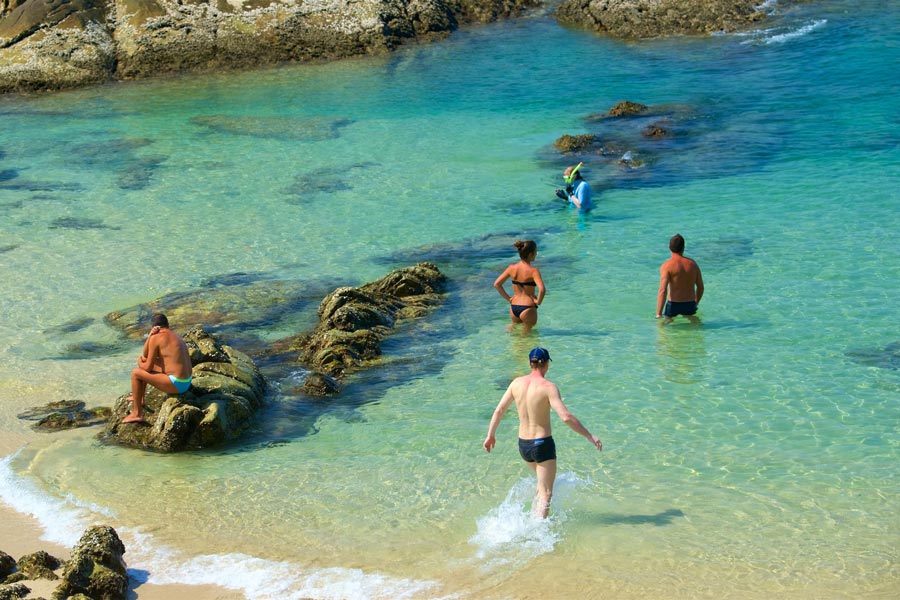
left=514, top=240, right=537, bottom=259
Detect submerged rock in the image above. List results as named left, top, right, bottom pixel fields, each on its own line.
left=557, top=0, right=769, bottom=39
left=604, top=100, right=649, bottom=117
left=54, top=525, right=127, bottom=600
left=292, top=262, right=446, bottom=394
left=542, top=98, right=782, bottom=193
left=103, top=326, right=267, bottom=452
left=104, top=276, right=336, bottom=350
left=847, top=341, right=900, bottom=370
left=192, top=115, right=352, bottom=141
left=554, top=133, right=597, bottom=153
left=17, top=400, right=110, bottom=431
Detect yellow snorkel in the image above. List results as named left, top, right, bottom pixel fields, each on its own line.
left=563, top=162, right=583, bottom=185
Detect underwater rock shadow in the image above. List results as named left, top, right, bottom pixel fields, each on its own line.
left=589, top=508, right=685, bottom=527
left=372, top=228, right=569, bottom=273
left=191, top=115, right=352, bottom=141
left=282, top=161, right=379, bottom=203
left=66, top=137, right=167, bottom=191
left=49, top=216, right=121, bottom=230
left=847, top=341, right=900, bottom=370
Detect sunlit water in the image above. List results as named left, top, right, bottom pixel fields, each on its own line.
left=1, top=1, right=898, bottom=598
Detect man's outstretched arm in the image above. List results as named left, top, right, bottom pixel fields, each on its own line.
left=484, top=386, right=515, bottom=452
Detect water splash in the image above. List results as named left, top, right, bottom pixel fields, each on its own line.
left=468, top=473, right=588, bottom=571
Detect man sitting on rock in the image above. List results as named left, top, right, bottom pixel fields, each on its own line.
left=123, top=313, right=193, bottom=423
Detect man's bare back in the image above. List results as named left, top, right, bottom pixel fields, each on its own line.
left=508, top=372, right=557, bottom=440
left=656, top=234, right=704, bottom=321
left=660, top=254, right=703, bottom=302
left=145, top=327, right=192, bottom=378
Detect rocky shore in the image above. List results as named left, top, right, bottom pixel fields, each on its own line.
left=0, top=0, right=540, bottom=94
left=0, top=0, right=795, bottom=94
left=0, top=525, right=127, bottom=600
left=556, top=0, right=771, bottom=39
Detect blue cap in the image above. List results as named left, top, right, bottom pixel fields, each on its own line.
left=529, top=347, right=552, bottom=362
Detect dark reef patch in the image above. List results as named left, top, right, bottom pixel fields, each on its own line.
left=283, top=161, right=379, bottom=202
left=540, top=100, right=789, bottom=195
left=847, top=341, right=900, bottom=370
left=66, top=137, right=166, bottom=190
left=43, top=317, right=96, bottom=335
left=0, top=180, right=84, bottom=192
left=49, top=217, right=121, bottom=230
left=191, top=115, right=353, bottom=141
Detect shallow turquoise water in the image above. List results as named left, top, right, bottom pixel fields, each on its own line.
left=1, top=1, right=898, bottom=598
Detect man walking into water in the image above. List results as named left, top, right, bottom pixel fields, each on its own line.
left=656, top=233, right=704, bottom=324
left=483, top=347, right=602, bottom=518
left=123, top=313, right=193, bottom=423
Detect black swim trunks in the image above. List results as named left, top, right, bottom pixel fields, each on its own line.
left=518, top=436, right=557, bottom=463
left=663, top=300, right=698, bottom=318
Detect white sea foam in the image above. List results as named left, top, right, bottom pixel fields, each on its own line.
left=1, top=450, right=438, bottom=600
left=0, top=449, right=97, bottom=548
left=754, top=0, right=780, bottom=13
left=738, top=19, right=828, bottom=45
left=468, top=473, right=588, bottom=571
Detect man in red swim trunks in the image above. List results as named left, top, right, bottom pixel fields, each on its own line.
left=656, top=233, right=704, bottom=324
left=483, top=347, right=603, bottom=518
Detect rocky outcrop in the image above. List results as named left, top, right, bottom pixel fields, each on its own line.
left=103, top=326, right=267, bottom=452
left=13, top=550, right=60, bottom=581
left=557, top=0, right=770, bottom=39
left=54, top=525, right=127, bottom=600
left=292, top=262, right=445, bottom=394
left=1, top=526, right=127, bottom=599
left=0, top=582, right=30, bottom=599
left=0, top=552, right=14, bottom=580
left=0, top=0, right=540, bottom=93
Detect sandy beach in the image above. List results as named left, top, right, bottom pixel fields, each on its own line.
left=0, top=434, right=244, bottom=600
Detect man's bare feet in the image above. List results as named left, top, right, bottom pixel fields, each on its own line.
left=122, top=414, right=145, bottom=424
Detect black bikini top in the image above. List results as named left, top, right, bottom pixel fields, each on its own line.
left=511, top=279, right=536, bottom=287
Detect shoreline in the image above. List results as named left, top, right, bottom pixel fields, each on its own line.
left=0, top=436, right=244, bottom=600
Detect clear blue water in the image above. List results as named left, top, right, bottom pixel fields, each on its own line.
left=1, top=1, right=898, bottom=598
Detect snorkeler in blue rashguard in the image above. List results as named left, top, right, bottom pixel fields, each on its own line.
left=555, top=163, right=593, bottom=211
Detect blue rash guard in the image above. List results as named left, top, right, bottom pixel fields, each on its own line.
left=570, top=179, right=593, bottom=211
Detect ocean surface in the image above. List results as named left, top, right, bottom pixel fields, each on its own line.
left=1, top=0, right=898, bottom=598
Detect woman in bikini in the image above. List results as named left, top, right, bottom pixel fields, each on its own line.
left=493, top=240, right=545, bottom=331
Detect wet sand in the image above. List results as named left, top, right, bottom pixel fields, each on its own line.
left=0, top=434, right=244, bottom=600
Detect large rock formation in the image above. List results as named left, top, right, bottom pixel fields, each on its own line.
left=292, top=261, right=446, bottom=394
left=103, top=326, right=267, bottom=452
left=557, top=0, right=771, bottom=38
left=54, top=525, right=127, bottom=600
left=0, top=0, right=540, bottom=93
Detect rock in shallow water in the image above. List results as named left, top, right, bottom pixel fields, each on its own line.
left=102, top=326, right=267, bottom=452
